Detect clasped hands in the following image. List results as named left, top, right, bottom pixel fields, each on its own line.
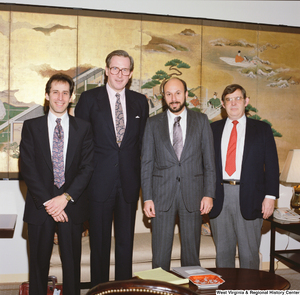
left=44, top=194, right=69, bottom=222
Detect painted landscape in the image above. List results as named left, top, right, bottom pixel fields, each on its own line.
left=0, top=7, right=299, bottom=175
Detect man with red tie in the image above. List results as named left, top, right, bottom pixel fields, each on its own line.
left=210, top=84, right=279, bottom=269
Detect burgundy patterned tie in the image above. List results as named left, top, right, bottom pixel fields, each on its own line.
left=52, top=118, right=65, bottom=188
left=115, top=93, right=125, bottom=146
left=173, top=116, right=183, bottom=160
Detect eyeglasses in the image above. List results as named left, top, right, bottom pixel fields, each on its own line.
left=224, top=96, right=244, bottom=103
left=109, top=67, right=131, bottom=76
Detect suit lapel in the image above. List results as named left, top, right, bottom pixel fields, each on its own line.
left=121, top=89, right=134, bottom=147
left=65, top=115, right=79, bottom=173
left=38, top=115, right=53, bottom=172
left=242, top=117, right=256, bottom=165
left=180, top=109, right=194, bottom=160
left=97, top=86, right=116, bottom=141
left=215, top=119, right=226, bottom=175
left=159, top=111, right=178, bottom=159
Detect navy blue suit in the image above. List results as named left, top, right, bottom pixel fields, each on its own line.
left=209, top=116, right=279, bottom=269
left=210, top=117, right=279, bottom=220
left=75, top=85, right=149, bottom=284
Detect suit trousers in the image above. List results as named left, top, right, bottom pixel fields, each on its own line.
left=89, top=177, right=137, bottom=286
left=210, top=184, right=263, bottom=269
left=151, top=183, right=202, bottom=271
left=28, top=198, right=83, bottom=295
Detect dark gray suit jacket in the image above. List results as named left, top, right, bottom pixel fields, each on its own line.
left=141, top=108, right=216, bottom=212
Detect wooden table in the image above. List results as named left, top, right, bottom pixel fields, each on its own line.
left=86, top=268, right=290, bottom=294
left=0, top=214, right=17, bottom=238
left=186, top=268, right=290, bottom=293
left=267, top=216, right=300, bottom=272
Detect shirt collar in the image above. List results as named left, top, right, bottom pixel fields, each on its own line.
left=167, top=107, right=187, bottom=122
left=106, top=83, right=125, bottom=98
left=226, top=114, right=246, bottom=125
left=48, top=110, right=69, bottom=123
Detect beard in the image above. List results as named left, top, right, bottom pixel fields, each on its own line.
left=167, top=99, right=186, bottom=114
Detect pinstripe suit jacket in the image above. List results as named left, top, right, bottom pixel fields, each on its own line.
left=141, top=108, right=216, bottom=212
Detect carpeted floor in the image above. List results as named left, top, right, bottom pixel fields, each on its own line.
left=0, top=268, right=299, bottom=294
left=275, top=268, right=300, bottom=290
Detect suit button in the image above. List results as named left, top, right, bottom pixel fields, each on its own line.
left=176, top=177, right=180, bottom=182
left=114, top=163, right=118, bottom=167
left=179, top=163, right=181, bottom=166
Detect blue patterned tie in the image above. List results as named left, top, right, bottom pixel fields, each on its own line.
left=53, top=118, right=65, bottom=188
left=115, top=93, right=125, bottom=146
left=173, top=116, right=183, bottom=160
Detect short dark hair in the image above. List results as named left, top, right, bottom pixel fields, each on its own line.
left=221, top=84, right=246, bottom=101
left=45, top=73, right=74, bottom=96
left=161, top=77, right=188, bottom=95
left=105, top=50, right=134, bottom=72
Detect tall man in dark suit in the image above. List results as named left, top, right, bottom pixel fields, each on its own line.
left=141, top=78, right=216, bottom=270
left=75, top=50, right=149, bottom=285
left=20, top=73, right=94, bottom=295
left=210, top=84, right=279, bottom=269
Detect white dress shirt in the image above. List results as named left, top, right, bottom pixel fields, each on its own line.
left=167, top=107, right=187, bottom=146
left=221, top=114, right=275, bottom=200
left=221, top=115, right=246, bottom=181
left=48, top=110, right=69, bottom=169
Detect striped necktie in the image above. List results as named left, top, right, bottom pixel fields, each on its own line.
left=173, top=116, right=183, bottom=160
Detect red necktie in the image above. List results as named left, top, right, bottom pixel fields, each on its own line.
left=225, top=120, right=239, bottom=176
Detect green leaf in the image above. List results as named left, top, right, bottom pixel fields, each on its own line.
left=246, top=104, right=258, bottom=113
left=249, top=114, right=261, bottom=120
left=188, top=90, right=195, bottom=97
left=152, top=74, right=164, bottom=80
left=141, top=81, right=160, bottom=89
left=177, top=62, right=190, bottom=69
left=262, top=119, right=272, bottom=126
left=272, top=129, right=282, bottom=137
left=165, top=60, right=177, bottom=67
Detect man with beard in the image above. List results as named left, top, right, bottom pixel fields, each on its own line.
left=141, top=77, right=216, bottom=270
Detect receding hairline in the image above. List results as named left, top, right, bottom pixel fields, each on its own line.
left=162, top=77, right=187, bottom=94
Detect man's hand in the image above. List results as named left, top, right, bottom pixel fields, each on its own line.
left=45, top=194, right=68, bottom=219
left=200, top=196, right=213, bottom=215
left=262, top=198, right=275, bottom=219
left=53, top=210, right=69, bottom=222
left=143, top=200, right=156, bottom=218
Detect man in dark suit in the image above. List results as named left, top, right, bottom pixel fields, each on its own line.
left=141, top=77, right=216, bottom=270
left=20, top=73, right=94, bottom=295
left=75, top=50, right=149, bottom=285
left=210, top=84, right=279, bottom=269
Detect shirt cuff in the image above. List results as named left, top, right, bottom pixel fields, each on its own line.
left=265, top=195, right=276, bottom=200
left=43, top=200, right=51, bottom=206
